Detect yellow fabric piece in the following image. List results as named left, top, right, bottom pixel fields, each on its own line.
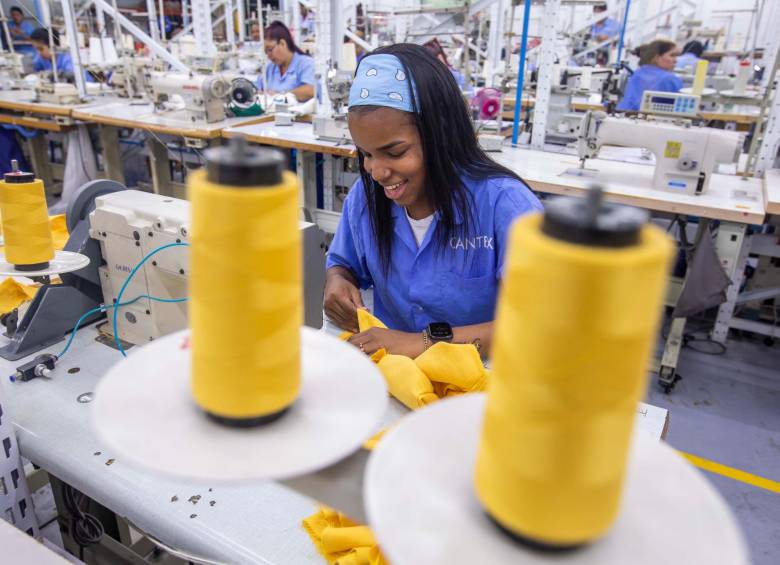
left=0, top=278, right=38, bottom=314
left=378, top=354, right=439, bottom=409
left=340, top=308, right=388, bottom=363
left=474, top=212, right=673, bottom=546
left=362, top=427, right=388, bottom=450
left=49, top=214, right=69, bottom=251
left=302, top=507, right=387, bottom=565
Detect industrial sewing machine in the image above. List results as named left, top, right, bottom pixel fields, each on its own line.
left=34, top=79, right=80, bottom=105
left=110, top=57, right=161, bottom=98
left=574, top=109, right=742, bottom=195
left=313, top=69, right=353, bottom=143
left=89, top=190, right=326, bottom=345
left=0, top=52, right=28, bottom=88
left=148, top=72, right=231, bottom=123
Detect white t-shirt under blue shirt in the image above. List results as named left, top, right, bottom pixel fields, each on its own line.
left=405, top=209, right=434, bottom=247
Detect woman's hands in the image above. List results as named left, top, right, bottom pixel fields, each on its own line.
left=347, top=328, right=425, bottom=359
left=324, top=267, right=364, bottom=333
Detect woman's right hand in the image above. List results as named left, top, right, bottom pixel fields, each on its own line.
left=323, top=268, right=364, bottom=333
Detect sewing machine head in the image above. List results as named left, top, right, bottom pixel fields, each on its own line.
left=326, top=69, right=353, bottom=112
left=34, top=78, right=80, bottom=105
left=576, top=110, right=743, bottom=195
left=148, top=72, right=230, bottom=123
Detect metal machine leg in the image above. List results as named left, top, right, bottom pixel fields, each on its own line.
left=28, top=134, right=55, bottom=194
left=98, top=125, right=125, bottom=184
left=711, top=222, right=750, bottom=344
left=146, top=137, right=172, bottom=196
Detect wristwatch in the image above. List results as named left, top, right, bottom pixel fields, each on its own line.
left=425, top=322, right=454, bottom=346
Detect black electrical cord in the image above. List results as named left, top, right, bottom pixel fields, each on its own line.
left=62, top=484, right=104, bottom=558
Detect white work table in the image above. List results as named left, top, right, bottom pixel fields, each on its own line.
left=493, top=146, right=765, bottom=225
left=0, top=319, right=669, bottom=562
left=223, top=120, right=357, bottom=158
left=764, top=169, right=780, bottom=216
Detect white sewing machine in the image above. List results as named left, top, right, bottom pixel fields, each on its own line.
left=111, top=57, right=161, bottom=98
left=34, top=80, right=80, bottom=104
left=89, top=190, right=326, bottom=345
left=575, top=111, right=742, bottom=195
left=0, top=52, right=28, bottom=88
left=312, top=69, right=352, bottom=143
left=147, top=72, right=230, bottom=123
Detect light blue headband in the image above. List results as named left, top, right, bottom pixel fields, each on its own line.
left=348, top=54, right=419, bottom=113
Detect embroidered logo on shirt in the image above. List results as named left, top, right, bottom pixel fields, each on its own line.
left=449, top=236, right=494, bottom=250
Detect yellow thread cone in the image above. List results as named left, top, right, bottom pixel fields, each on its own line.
left=475, top=211, right=672, bottom=546
left=189, top=167, right=301, bottom=421
left=0, top=177, right=54, bottom=266
left=692, top=59, right=709, bottom=96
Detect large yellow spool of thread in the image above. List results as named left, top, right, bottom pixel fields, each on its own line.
left=475, top=190, right=672, bottom=549
left=692, top=59, right=709, bottom=96
left=0, top=161, right=54, bottom=270
left=189, top=141, right=302, bottom=426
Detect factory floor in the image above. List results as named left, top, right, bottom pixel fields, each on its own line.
left=646, top=330, right=780, bottom=565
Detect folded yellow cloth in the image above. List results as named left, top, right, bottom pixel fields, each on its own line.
left=302, top=507, right=387, bottom=565
left=0, top=278, right=38, bottom=314
left=340, top=311, right=490, bottom=411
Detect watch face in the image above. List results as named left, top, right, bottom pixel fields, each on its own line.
left=428, top=322, right=453, bottom=340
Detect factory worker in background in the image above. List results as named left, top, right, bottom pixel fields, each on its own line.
left=617, top=39, right=682, bottom=111
left=258, top=20, right=315, bottom=103
left=324, top=44, right=542, bottom=358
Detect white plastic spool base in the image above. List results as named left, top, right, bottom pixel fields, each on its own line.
left=364, top=394, right=749, bottom=565
left=0, top=251, right=90, bottom=277
left=93, top=327, right=388, bottom=482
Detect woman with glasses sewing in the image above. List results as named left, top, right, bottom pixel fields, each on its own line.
left=258, top=21, right=315, bottom=103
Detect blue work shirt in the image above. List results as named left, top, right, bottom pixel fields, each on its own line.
left=450, top=67, right=466, bottom=90
left=256, top=52, right=315, bottom=93
left=33, top=52, right=95, bottom=82
left=617, top=64, right=683, bottom=111
left=591, top=17, right=621, bottom=39
left=8, top=20, right=36, bottom=55
left=327, top=174, right=543, bottom=332
left=675, top=52, right=700, bottom=72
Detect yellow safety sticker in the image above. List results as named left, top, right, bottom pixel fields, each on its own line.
left=664, top=141, right=682, bottom=159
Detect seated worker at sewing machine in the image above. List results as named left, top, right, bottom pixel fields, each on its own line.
left=617, top=39, right=682, bottom=111
left=675, top=40, right=704, bottom=73
left=422, top=38, right=466, bottom=91
left=7, top=6, right=36, bottom=55
left=324, top=44, right=542, bottom=358
left=29, top=28, right=95, bottom=83
left=258, top=20, right=315, bottom=103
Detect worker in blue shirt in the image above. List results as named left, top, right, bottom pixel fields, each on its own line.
left=299, top=5, right=315, bottom=38
left=423, top=38, right=468, bottom=92
left=617, top=39, right=682, bottom=111
left=29, top=28, right=95, bottom=82
left=7, top=6, right=36, bottom=55
left=325, top=45, right=542, bottom=358
left=675, top=40, right=704, bottom=72
left=590, top=3, right=621, bottom=41
left=258, top=21, right=315, bottom=102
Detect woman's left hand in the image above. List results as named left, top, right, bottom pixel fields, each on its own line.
left=348, top=328, right=425, bottom=359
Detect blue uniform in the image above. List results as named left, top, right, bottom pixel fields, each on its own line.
left=591, top=17, right=621, bottom=39
left=450, top=67, right=465, bottom=90
left=8, top=20, right=36, bottom=55
left=327, top=175, right=542, bottom=332
left=675, top=52, right=700, bottom=72
left=257, top=52, right=315, bottom=93
left=33, top=52, right=95, bottom=82
left=617, top=64, right=683, bottom=111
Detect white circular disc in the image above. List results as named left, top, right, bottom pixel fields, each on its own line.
left=720, top=89, right=759, bottom=99
left=365, top=394, right=749, bottom=565
left=680, top=87, right=717, bottom=96
left=93, top=327, right=388, bottom=481
left=0, top=251, right=90, bottom=276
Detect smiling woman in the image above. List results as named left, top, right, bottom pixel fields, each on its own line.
left=324, top=44, right=542, bottom=360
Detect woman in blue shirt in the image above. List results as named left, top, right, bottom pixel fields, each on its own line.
left=617, top=39, right=682, bottom=111
left=325, top=44, right=541, bottom=358
left=7, top=6, right=36, bottom=55
left=675, top=40, right=704, bottom=72
left=30, top=28, right=94, bottom=82
left=259, top=21, right=315, bottom=102
left=423, top=38, right=467, bottom=91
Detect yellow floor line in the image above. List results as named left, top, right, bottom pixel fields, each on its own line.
left=679, top=451, right=780, bottom=494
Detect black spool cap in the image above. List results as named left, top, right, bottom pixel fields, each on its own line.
left=4, top=160, right=34, bottom=184
left=204, top=138, right=284, bottom=187
left=542, top=186, right=648, bottom=248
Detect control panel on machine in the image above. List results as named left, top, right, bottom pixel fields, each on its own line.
left=640, top=91, right=701, bottom=118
